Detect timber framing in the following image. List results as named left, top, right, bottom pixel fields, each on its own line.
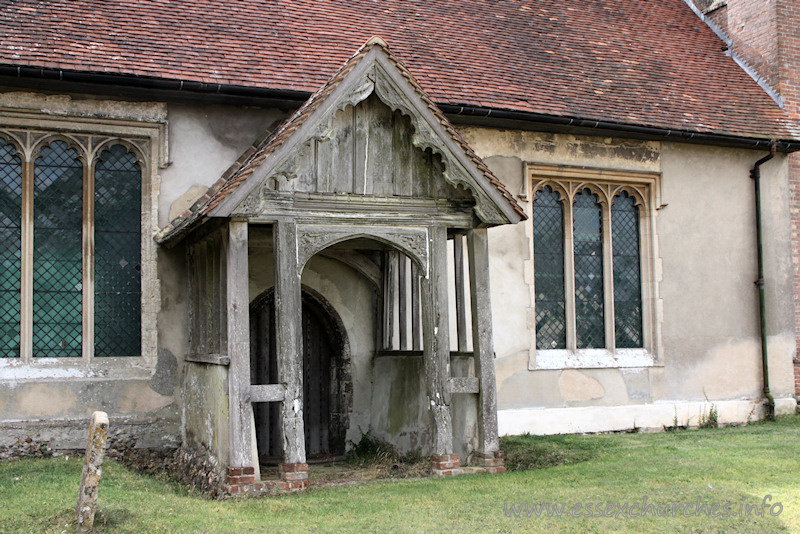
left=154, top=37, right=524, bottom=247
left=172, top=37, right=514, bottom=495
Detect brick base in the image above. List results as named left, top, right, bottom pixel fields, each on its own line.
left=224, top=465, right=310, bottom=497
left=794, top=358, right=800, bottom=397
left=475, top=450, right=507, bottom=474
left=431, top=453, right=463, bottom=477
left=223, top=452, right=505, bottom=496
left=279, top=462, right=309, bottom=482
left=430, top=451, right=507, bottom=476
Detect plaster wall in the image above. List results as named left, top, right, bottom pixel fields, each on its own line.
left=182, top=362, right=229, bottom=464
left=2, top=92, right=797, bottom=453
left=158, top=104, right=285, bottom=227
left=0, top=97, right=278, bottom=450
left=458, top=126, right=797, bottom=434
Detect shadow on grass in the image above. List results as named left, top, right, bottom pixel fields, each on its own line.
left=93, top=507, right=135, bottom=530
left=500, top=433, right=607, bottom=472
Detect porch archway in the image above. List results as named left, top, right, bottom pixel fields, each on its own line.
left=250, top=285, right=351, bottom=463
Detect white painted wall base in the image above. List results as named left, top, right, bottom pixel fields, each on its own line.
left=498, top=397, right=797, bottom=436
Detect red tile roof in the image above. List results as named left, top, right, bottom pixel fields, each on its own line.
left=155, top=38, right=526, bottom=244
left=0, top=0, right=794, bottom=139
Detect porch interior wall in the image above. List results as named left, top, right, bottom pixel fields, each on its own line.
left=248, top=242, right=388, bottom=454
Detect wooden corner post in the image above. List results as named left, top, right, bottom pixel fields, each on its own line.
left=274, top=220, right=307, bottom=466
left=467, top=228, right=501, bottom=456
left=421, top=226, right=453, bottom=457
left=225, top=221, right=254, bottom=469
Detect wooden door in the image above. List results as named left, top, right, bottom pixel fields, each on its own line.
left=250, top=292, right=339, bottom=462
left=250, top=296, right=281, bottom=460
left=302, top=301, right=333, bottom=456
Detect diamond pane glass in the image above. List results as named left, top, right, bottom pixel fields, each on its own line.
left=573, top=189, right=604, bottom=348
left=0, top=139, right=21, bottom=357
left=94, top=145, right=141, bottom=357
left=612, top=192, right=643, bottom=348
left=33, top=140, right=83, bottom=357
left=532, top=186, right=566, bottom=349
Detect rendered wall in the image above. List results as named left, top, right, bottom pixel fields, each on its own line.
left=458, top=126, right=796, bottom=434
left=2, top=92, right=795, bottom=452
left=0, top=95, right=283, bottom=450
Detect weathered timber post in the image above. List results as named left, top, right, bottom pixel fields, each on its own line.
left=422, top=226, right=459, bottom=476
left=453, top=234, right=469, bottom=352
left=75, top=411, right=109, bottom=533
left=224, top=221, right=255, bottom=487
left=274, top=220, right=308, bottom=487
left=467, top=228, right=505, bottom=473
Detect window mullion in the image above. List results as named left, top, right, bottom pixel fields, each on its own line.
left=83, top=159, right=94, bottom=361
left=638, top=201, right=652, bottom=353
left=602, top=201, right=615, bottom=353
left=564, top=198, right=577, bottom=351
left=20, top=159, right=33, bottom=362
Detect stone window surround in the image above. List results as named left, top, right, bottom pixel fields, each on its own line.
left=0, top=107, right=166, bottom=380
left=523, top=162, right=663, bottom=370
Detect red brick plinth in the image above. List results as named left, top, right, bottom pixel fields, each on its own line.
left=279, top=463, right=309, bottom=484
left=224, top=464, right=310, bottom=497
left=430, top=453, right=463, bottom=477
left=475, top=450, right=506, bottom=474
left=794, top=358, right=800, bottom=397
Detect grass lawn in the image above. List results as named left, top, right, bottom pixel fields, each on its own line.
left=1, top=416, right=799, bottom=533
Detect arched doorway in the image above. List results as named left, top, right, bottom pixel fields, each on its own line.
left=249, top=287, right=350, bottom=463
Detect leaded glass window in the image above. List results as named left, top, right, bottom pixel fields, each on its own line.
left=573, top=189, right=604, bottom=349
left=94, top=145, right=142, bottom=357
left=612, top=192, right=643, bottom=348
left=532, top=186, right=566, bottom=349
left=529, top=166, right=655, bottom=364
left=33, top=141, right=83, bottom=357
left=0, top=139, right=21, bottom=358
left=0, top=125, right=151, bottom=365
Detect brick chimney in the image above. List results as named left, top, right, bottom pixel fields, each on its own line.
left=688, top=0, right=799, bottom=120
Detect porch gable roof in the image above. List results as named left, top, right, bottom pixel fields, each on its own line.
left=155, top=37, right=525, bottom=246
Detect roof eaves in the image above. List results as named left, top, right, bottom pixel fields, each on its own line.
left=155, top=41, right=379, bottom=245
left=156, top=36, right=529, bottom=244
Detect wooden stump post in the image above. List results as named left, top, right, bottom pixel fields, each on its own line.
left=76, top=411, right=109, bottom=533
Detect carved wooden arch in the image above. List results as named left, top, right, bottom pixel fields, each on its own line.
left=296, top=224, right=429, bottom=276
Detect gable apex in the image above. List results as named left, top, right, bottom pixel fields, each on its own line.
left=156, top=38, right=524, bottom=245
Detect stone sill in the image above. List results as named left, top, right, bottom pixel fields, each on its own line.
left=531, top=348, right=660, bottom=370
left=0, top=357, right=153, bottom=381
